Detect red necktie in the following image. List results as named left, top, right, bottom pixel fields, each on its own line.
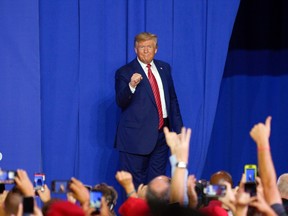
left=147, top=64, right=164, bottom=129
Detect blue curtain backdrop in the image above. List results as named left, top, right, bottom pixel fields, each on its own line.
left=1, top=0, right=240, bottom=205
left=203, top=0, right=288, bottom=185
left=39, top=0, right=239, bottom=189
left=0, top=1, right=41, bottom=179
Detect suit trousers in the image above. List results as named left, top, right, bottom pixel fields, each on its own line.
left=119, top=130, right=169, bottom=189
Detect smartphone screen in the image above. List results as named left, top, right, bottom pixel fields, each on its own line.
left=34, top=173, right=45, bottom=191
left=90, top=190, right=102, bottom=214
left=0, top=170, right=16, bottom=184
left=244, top=164, right=257, bottom=182
left=246, top=169, right=256, bottom=182
left=204, top=184, right=226, bottom=197
left=51, top=180, right=70, bottom=193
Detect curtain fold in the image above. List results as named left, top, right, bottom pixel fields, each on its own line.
left=40, top=0, right=80, bottom=181
left=173, top=0, right=240, bottom=177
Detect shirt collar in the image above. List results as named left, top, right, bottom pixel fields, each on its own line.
left=137, top=58, right=155, bottom=69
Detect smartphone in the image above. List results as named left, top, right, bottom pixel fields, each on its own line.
left=244, top=164, right=257, bottom=182
left=23, top=197, right=34, bottom=214
left=51, top=180, right=70, bottom=193
left=0, top=184, right=5, bottom=194
left=90, top=189, right=102, bottom=214
left=203, top=184, right=226, bottom=197
left=244, top=182, right=257, bottom=196
left=0, top=170, right=16, bottom=184
left=34, top=173, right=45, bottom=191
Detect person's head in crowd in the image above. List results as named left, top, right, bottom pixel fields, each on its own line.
left=146, top=175, right=170, bottom=203
left=210, top=171, right=233, bottom=187
left=145, top=175, right=171, bottom=215
left=199, top=171, right=234, bottom=215
left=205, top=170, right=233, bottom=207
left=118, top=197, right=151, bottom=216
left=45, top=200, right=85, bottom=216
left=277, top=173, right=288, bottom=199
left=277, top=173, right=288, bottom=214
left=42, top=198, right=61, bottom=216
left=93, top=183, right=118, bottom=216
left=3, top=186, right=23, bottom=216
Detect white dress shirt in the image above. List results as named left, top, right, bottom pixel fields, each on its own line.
left=136, top=58, right=168, bottom=118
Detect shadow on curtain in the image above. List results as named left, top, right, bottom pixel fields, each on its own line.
left=203, top=0, right=288, bottom=185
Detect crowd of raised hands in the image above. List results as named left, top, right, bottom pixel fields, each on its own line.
left=0, top=169, right=116, bottom=216
left=114, top=116, right=287, bottom=216
left=1, top=116, right=287, bottom=216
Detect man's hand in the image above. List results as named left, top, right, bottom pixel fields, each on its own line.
left=15, top=169, right=35, bottom=197
left=69, top=177, right=90, bottom=207
left=250, top=116, right=271, bottom=147
left=37, top=184, right=51, bottom=203
left=129, top=73, right=143, bottom=88
left=163, top=127, right=180, bottom=155
left=174, top=127, right=191, bottom=163
left=219, top=181, right=236, bottom=214
left=249, top=190, right=276, bottom=215
left=137, top=183, right=147, bottom=199
left=115, top=171, right=137, bottom=196
left=0, top=190, right=8, bottom=205
left=235, top=191, right=251, bottom=211
left=187, top=175, right=198, bottom=208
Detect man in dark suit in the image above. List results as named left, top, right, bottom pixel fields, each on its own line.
left=115, top=32, right=183, bottom=188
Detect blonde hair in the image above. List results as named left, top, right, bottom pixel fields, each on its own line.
left=134, top=32, right=158, bottom=48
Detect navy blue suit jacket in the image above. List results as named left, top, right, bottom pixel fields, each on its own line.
left=115, top=58, right=183, bottom=155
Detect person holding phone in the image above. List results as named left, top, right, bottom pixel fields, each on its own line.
left=68, top=177, right=116, bottom=216
left=115, top=32, right=183, bottom=188
left=93, top=183, right=118, bottom=216
left=250, top=116, right=286, bottom=215
left=199, top=170, right=233, bottom=216
left=4, top=169, right=43, bottom=216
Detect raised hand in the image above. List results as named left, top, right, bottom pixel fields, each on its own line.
left=250, top=116, right=272, bottom=147
left=129, top=73, right=143, bottom=88
left=15, top=169, right=34, bottom=197
left=69, top=177, right=90, bottom=207
left=174, top=127, right=191, bottom=163
left=115, top=171, right=137, bottom=197
left=163, top=127, right=180, bottom=155
left=37, top=184, right=51, bottom=203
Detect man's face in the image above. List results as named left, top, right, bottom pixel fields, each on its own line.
left=134, top=39, right=157, bottom=64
